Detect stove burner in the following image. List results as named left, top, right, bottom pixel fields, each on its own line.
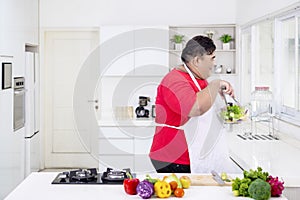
left=51, top=168, right=134, bottom=184
left=108, top=171, right=125, bottom=179
left=101, top=168, right=130, bottom=183
left=69, top=168, right=97, bottom=182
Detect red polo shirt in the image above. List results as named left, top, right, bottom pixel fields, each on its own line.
left=149, top=69, right=208, bottom=165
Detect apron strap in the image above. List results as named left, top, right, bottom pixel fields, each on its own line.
left=155, top=123, right=183, bottom=130
left=183, top=63, right=201, bottom=91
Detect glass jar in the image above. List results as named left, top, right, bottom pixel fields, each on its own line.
left=251, top=86, right=273, bottom=121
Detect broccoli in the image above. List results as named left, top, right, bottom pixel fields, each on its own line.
left=248, top=178, right=271, bottom=200
left=233, top=190, right=239, bottom=196
left=232, top=178, right=251, bottom=197
left=244, top=167, right=269, bottom=181
left=239, top=183, right=249, bottom=197
left=241, top=178, right=251, bottom=185
left=231, top=177, right=241, bottom=191
left=232, top=167, right=271, bottom=198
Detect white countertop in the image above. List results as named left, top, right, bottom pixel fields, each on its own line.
left=5, top=172, right=287, bottom=200
left=228, top=124, right=300, bottom=187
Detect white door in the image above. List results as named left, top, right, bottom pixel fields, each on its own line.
left=43, top=31, right=99, bottom=168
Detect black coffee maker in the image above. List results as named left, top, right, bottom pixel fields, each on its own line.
left=135, top=96, right=150, bottom=118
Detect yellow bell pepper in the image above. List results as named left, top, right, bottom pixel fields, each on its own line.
left=154, top=180, right=172, bottom=198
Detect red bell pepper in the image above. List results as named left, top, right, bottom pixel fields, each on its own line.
left=123, top=172, right=140, bottom=195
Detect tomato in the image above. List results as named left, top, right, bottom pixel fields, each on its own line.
left=169, top=181, right=178, bottom=191
left=174, top=188, right=185, bottom=198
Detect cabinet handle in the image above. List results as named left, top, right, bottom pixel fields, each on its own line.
left=88, top=99, right=98, bottom=103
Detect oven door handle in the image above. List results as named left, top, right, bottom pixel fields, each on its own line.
left=14, top=90, right=26, bottom=95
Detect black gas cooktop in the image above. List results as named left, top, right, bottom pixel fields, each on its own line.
left=51, top=168, right=134, bottom=184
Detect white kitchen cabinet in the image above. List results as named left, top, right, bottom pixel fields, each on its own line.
left=132, top=127, right=156, bottom=173
left=98, top=126, right=135, bottom=171
left=100, top=26, right=135, bottom=76
left=99, top=155, right=134, bottom=171
left=0, top=57, right=24, bottom=199
left=99, top=126, right=134, bottom=139
left=0, top=88, right=15, bottom=194
left=134, top=26, right=169, bottom=76
left=98, top=125, right=155, bottom=172
left=100, top=25, right=169, bottom=76
left=0, top=0, right=39, bottom=198
left=99, top=139, right=134, bottom=155
left=0, top=2, right=11, bottom=55
left=23, top=0, right=39, bottom=44
left=0, top=0, right=39, bottom=76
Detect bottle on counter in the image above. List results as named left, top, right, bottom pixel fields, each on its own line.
left=251, top=86, right=273, bottom=121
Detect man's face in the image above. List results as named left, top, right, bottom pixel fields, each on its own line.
left=196, top=53, right=216, bottom=79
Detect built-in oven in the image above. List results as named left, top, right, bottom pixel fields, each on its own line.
left=13, top=77, right=25, bottom=131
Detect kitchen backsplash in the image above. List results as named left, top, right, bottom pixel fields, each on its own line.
left=98, top=76, right=163, bottom=121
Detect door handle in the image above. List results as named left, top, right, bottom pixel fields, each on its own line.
left=88, top=99, right=98, bottom=103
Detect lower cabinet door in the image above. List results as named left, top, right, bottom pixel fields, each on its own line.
left=134, top=154, right=155, bottom=173
left=99, top=155, right=134, bottom=172
left=99, top=138, right=134, bottom=155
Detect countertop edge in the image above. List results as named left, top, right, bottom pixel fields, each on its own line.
left=98, top=119, right=156, bottom=127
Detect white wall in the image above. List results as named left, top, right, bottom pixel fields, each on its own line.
left=40, top=0, right=300, bottom=27
left=40, top=0, right=237, bottom=27
left=236, top=0, right=300, bottom=25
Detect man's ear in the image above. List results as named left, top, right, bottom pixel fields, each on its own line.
left=192, top=56, right=202, bottom=66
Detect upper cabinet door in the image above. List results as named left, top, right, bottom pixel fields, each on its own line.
left=100, top=26, right=135, bottom=76
left=100, top=26, right=169, bottom=76
left=23, top=0, right=39, bottom=44
left=134, top=26, right=169, bottom=76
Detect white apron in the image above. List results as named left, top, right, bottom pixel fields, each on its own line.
left=183, top=64, right=240, bottom=173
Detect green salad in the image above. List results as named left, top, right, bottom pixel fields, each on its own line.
left=220, top=105, right=245, bottom=122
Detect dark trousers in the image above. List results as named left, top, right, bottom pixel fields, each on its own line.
left=151, top=159, right=191, bottom=173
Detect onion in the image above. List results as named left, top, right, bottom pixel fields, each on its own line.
left=136, top=180, right=154, bottom=199
left=267, top=175, right=284, bottom=197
